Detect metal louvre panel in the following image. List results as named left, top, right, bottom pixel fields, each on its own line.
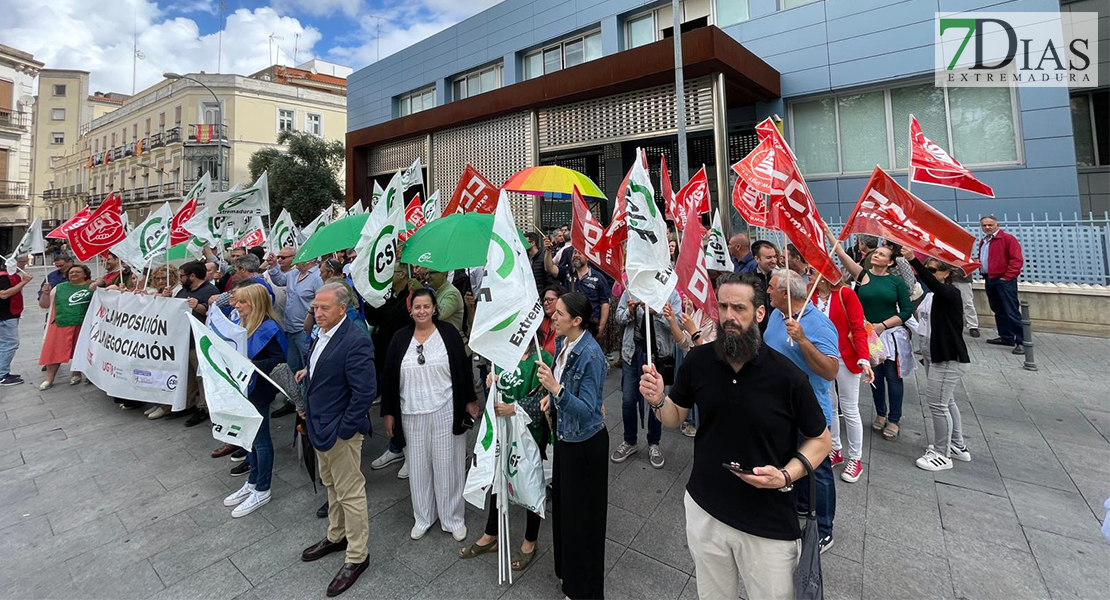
left=432, top=111, right=535, bottom=228
left=538, top=76, right=714, bottom=151
left=368, top=137, right=427, bottom=176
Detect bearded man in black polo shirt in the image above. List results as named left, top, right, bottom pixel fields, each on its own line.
left=639, top=272, right=830, bottom=600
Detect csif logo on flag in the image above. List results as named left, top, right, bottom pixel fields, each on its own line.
left=935, top=11, right=1099, bottom=87
left=139, top=217, right=168, bottom=256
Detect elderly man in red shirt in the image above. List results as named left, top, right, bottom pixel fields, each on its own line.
left=976, top=216, right=1025, bottom=354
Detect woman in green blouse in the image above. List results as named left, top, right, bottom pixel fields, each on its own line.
left=831, top=230, right=913, bottom=440
left=38, top=264, right=97, bottom=389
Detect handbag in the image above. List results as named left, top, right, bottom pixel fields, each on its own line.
left=792, top=451, right=824, bottom=600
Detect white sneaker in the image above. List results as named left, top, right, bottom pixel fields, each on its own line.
left=223, top=481, right=255, bottom=507
left=69, top=374, right=82, bottom=385
left=147, top=406, right=169, bottom=420
left=144, top=406, right=158, bottom=416
left=371, top=448, right=405, bottom=470
left=948, top=443, right=972, bottom=462
left=452, top=525, right=468, bottom=542
left=915, top=446, right=953, bottom=471
left=397, top=460, right=409, bottom=480
left=410, top=524, right=430, bottom=540
left=231, top=489, right=271, bottom=518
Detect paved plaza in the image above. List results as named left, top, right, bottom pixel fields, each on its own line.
left=1, top=300, right=1108, bottom=600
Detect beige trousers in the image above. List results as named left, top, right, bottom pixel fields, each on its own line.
left=318, top=433, right=368, bottom=563
left=684, top=491, right=801, bottom=600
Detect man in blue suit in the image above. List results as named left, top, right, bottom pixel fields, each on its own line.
left=294, top=282, right=376, bottom=597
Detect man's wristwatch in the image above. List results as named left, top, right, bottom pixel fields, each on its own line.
left=647, top=395, right=665, bottom=410
left=777, top=468, right=793, bottom=492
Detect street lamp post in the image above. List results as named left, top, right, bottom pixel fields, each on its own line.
left=163, top=72, right=223, bottom=192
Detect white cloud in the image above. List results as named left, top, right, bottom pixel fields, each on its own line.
left=325, top=0, right=506, bottom=69
left=1, top=0, right=321, bottom=94
left=271, top=0, right=363, bottom=18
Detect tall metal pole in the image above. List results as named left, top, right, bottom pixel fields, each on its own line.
left=672, top=0, right=689, bottom=188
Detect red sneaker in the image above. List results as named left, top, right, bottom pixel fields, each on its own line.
left=841, top=459, right=863, bottom=483
left=829, top=449, right=844, bottom=467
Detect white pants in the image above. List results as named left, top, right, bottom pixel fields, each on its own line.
left=952, top=281, right=979, bottom=329
left=828, top=359, right=864, bottom=460
left=685, top=492, right=800, bottom=600
left=405, top=401, right=467, bottom=532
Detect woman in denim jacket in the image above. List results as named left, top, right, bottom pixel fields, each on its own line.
left=536, top=292, right=609, bottom=600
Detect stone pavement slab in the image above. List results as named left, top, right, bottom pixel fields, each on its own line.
left=1, top=299, right=1107, bottom=600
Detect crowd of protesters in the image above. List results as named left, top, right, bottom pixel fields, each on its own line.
left=0, top=207, right=1029, bottom=600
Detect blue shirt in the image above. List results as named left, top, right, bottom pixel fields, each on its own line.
left=268, top=265, right=324, bottom=333
left=978, top=234, right=992, bottom=275
left=558, top=264, right=611, bottom=321
left=764, top=304, right=840, bottom=426
left=732, top=253, right=756, bottom=274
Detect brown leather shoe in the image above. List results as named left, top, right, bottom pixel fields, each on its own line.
left=301, top=537, right=347, bottom=562
left=211, top=443, right=237, bottom=458
left=326, top=558, right=369, bottom=597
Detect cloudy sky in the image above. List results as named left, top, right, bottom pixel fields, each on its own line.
left=0, top=0, right=505, bottom=95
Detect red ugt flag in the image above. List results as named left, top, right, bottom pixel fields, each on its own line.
left=674, top=209, right=719, bottom=322
left=47, top=205, right=92, bottom=240
left=842, top=166, right=979, bottom=274
left=754, top=117, right=841, bottom=283
left=602, top=149, right=649, bottom=250
left=909, top=115, right=994, bottom=198
left=672, top=166, right=710, bottom=231
left=68, top=192, right=126, bottom=261
left=442, top=165, right=498, bottom=216
left=399, top=194, right=425, bottom=242
left=661, top=155, right=676, bottom=221
left=170, top=196, right=198, bottom=246
left=572, top=188, right=624, bottom=282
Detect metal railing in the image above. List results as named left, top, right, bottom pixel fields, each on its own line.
left=0, top=110, right=29, bottom=129
left=0, top=180, right=29, bottom=200
left=749, top=212, right=1110, bottom=286
left=187, top=123, right=227, bottom=143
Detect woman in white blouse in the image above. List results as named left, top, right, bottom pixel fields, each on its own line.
left=380, top=288, right=479, bottom=542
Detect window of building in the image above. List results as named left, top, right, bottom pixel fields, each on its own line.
left=111, top=133, right=116, bottom=146
left=1071, top=90, right=1108, bottom=168
left=627, top=13, right=655, bottom=48
left=398, top=87, right=435, bottom=117
left=453, top=64, right=503, bottom=100
left=53, top=84, right=66, bottom=96
left=629, top=1, right=712, bottom=46
left=51, top=108, right=65, bottom=120
left=174, top=105, right=182, bottom=126
left=132, top=123, right=138, bottom=139
left=158, top=112, right=165, bottom=133
left=717, top=0, right=750, bottom=27
left=789, top=81, right=1020, bottom=176
left=202, top=102, right=221, bottom=125
left=306, top=113, right=322, bottom=136
left=278, top=108, right=295, bottom=132
left=523, top=30, right=603, bottom=80
left=94, top=138, right=99, bottom=153
left=144, top=118, right=151, bottom=135
left=51, top=132, right=64, bottom=145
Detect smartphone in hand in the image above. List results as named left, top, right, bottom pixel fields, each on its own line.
left=721, top=462, right=754, bottom=475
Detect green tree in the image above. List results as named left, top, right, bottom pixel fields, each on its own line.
left=248, top=130, right=345, bottom=226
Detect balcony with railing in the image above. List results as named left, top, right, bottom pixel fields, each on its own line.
left=90, top=182, right=182, bottom=207
left=0, top=110, right=30, bottom=130
left=0, top=180, right=29, bottom=202
left=187, top=123, right=228, bottom=144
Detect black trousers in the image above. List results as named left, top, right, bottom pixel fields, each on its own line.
left=985, top=277, right=1023, bottom=344
left=553, top=428, right=608, bottom=600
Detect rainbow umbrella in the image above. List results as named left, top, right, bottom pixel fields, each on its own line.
left=503, top=166, right=605, bottom=200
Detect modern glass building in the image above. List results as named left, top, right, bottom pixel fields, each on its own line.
left=345, top=0, right=1108, bottom=234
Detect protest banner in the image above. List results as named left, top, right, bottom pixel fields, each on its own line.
left=68, top=193, right=126, bottom=261
left=208, top=171, right=270, bottom=216
left=909, top=115, right=994, bottom=197
left=623, top=148, right=678, bottom=312
left=72, top=290, right=192, bottom=410
left=351, top=170, right=404, bottom=308
left=469, top=189, right=543, bottom=371
left=704, top=209, right=732, bottom=273
left=842, top=166, right=979, bottom=274
left=571, top=188, right=623, bottom=281
left=675, top=209, right=719, bottom=322
left=47, top=206, right=91, bottom=240
left=442, top=164, right=498, bottom=216
left=188, top=317, right=263, bottom=450
left=170, top=173, right=211, bottom=246
left=110, top=203, right=173, bottom=269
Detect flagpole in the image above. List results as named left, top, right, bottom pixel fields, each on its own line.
left=643, top=304, right=653, bottom=371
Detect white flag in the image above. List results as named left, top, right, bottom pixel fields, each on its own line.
left=269, top=208, right=298, bottom=252
left=110, top=203, right=173, bottom=268
left=188, top=317, right=263, bottom=450
left=121, top=212, right=131, bottom=235
left=231, top=215, right=267, bottom=249
left=209, top=171, right=270, bottom=216
left=348, top=198, right=365, bottom=216
left=704, top=209, right=731, bottom=272
left=6, top=217, right=44, bottom=269
left=350, top=171, right=404, bottom=308
left=469, top=190, right=543, bottom=370
left=181, top=206, right=221, bottom=257
left=423, top=190, right=441, bottom=224
left=369, top=179, right=385, bottom=210
left=298, top=208, right=331, bottom=244
left=623, top=148, right=678, bottom=311
left=401, top=157, right=424, bottom=192
left=206, top=306, right=247, bottom=356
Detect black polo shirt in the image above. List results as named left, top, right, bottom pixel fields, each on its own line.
left=669, top=342, right=826, bottom=541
